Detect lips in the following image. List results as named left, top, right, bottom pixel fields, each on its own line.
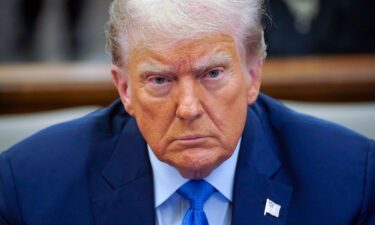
left=178, top=134, right=206, bottom=140
left=174, top=134, right=210, bottom=146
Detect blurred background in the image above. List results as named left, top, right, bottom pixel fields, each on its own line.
left=265, top=0, right=375, bottom=56
left=0, top=0, right=375, bottom=150
left=0, top=0, right=111, bottom=62
left=1, top=0, right=374, bottom=62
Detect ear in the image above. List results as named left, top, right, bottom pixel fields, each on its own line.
left=246, top=58, right=262, bottom=105
left=111, top=65, right=135, bottom=116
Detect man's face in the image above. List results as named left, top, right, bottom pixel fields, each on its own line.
left=112, top=34, right=261, bottom=179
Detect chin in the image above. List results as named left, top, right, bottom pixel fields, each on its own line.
left=174, top=153, right=227, bottom=179
left=178, top=167, right=213, bottom=179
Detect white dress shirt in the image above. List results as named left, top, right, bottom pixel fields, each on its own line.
left=147, top=139, right=241, bottom=225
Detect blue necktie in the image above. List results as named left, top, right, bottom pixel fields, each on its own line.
left=178, top=180, right=215, bottom=225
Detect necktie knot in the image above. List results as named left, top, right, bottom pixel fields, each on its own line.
left=178, top=180, right=215, bottom=210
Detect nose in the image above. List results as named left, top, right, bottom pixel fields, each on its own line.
left=175, top=78, right=203, bottom=121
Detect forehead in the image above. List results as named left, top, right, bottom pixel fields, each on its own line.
left=127, top=34, right=242, bottom=72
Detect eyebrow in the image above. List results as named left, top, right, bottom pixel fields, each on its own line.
left=137, top=50, right=233, bottom=77
left=193, top=51, right=233, bottom=72
left=137, top=63, right=171, bottom=78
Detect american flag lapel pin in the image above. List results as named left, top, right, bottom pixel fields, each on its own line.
left=264, top=198, right=281, bottom=218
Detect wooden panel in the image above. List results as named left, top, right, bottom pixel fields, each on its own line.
left=262, top=55, right=375, bottom=102
left=0, top=55, right=375, bottom=114
left=0, top=64, right=116, bottom=114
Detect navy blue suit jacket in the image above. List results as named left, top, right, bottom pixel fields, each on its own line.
left=1, top=94, right=374, bottom=225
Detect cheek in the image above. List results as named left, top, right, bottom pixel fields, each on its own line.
left=204, top=75, right=249, bottom=142
left=131, top=90, right=176, bottom=144
left=211, top=73, right=249, bottom=113
left=210, top=94, right=247, bottom=131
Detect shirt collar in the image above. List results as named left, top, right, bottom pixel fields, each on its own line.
left=148, top=139, right=241, bottom=207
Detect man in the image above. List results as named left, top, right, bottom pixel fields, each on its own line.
left=0, top=0, right=374, bottom=224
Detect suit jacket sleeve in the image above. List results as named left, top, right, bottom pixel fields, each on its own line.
left=358, top=139, right=375, bottom=225
left=0, top=151, right=23, bottom=225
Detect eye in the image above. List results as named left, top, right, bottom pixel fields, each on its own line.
left=205, top=69, right=223, bottom=79
left=145, top=75, right=173, bottom=96
left=149, top=76, right=171, bottom=85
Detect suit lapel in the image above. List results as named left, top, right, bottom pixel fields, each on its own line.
left=232, top=107, right=293, bottom=225
left=92, top=118, right=155, bottom=225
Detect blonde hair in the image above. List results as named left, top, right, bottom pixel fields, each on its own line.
left=106, top=0, right=267, bottom=65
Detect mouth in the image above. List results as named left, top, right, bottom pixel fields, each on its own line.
left=178, top=134, right=206, bottom=140
left=174, top=134, right=210, bottom=146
